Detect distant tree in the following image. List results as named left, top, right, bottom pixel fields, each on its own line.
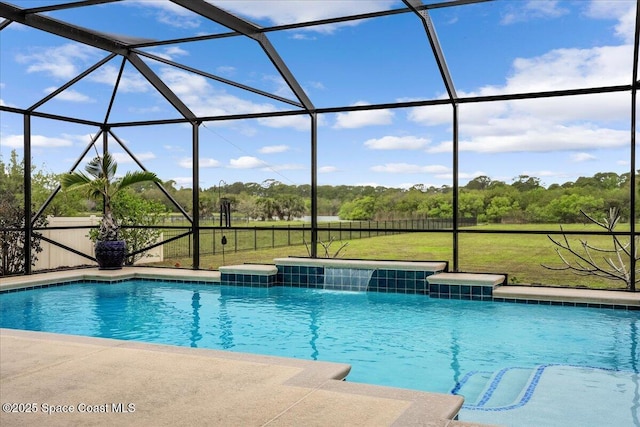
left=486, top=196, right=519, bottom=223
left=33, top=170, right=87, bottom=216
left=546, top=194, right=604, bottom=223
left=256, top=197, right=277, bottom=221
left=236, top=196, right=259, bottom=221
left=0, top=150, right=47, bottom=276
left=274, top=194, right=305, bottom=221
left=512, top=175, right=542, bottom=192
left=317, top=197, right=341, bottom=216
left=458, top=191, right=484, bottom=218
left=427, top=201, right=453, bottom=219
left=417, top=194, right=452, bottom=219
left=397, top=188, right=426, bottom=217
left=575, top=172, right=625, bottom=190
left=259, top=179, right=282, bottom=197
left=338, top=196, right=376, bottom=220
left=465, top=175, right=493, bottom=191
left=487, top=180, right=508, bottom=190
left=524, top=203, right=555, bottom=223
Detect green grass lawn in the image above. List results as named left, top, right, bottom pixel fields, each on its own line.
left=149, top=223, right=636, bottom=291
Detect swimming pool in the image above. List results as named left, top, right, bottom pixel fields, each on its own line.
left=1, top=279, right=638, bottom=427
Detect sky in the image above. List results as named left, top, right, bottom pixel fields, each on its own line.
left=0, top=0, right=637, bottom=191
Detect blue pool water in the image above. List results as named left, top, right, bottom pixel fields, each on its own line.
left=1, top=280, right=638, bottom=426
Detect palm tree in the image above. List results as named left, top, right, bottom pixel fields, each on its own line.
left=61, top=152, right=161, bottom=242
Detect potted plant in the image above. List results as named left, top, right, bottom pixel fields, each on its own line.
left=60, top=152, right=161, bottom=270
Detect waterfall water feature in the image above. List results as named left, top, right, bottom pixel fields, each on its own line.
left=323, top=267, right=374, bottom=292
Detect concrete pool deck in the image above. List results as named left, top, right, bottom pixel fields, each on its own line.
left=1, top=329, right=477, bottom=427
left=2, top=267, right=638, bottom=426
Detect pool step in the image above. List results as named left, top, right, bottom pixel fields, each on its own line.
left=456, top=367, right=537, bottom=409
left=453, top=371, right=493, bottom=403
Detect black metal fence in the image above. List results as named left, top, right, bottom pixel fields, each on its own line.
left=162, top=218, right=476, bottom=259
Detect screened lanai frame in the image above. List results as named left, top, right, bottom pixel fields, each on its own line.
left=0, top=0, right=639, bottom=291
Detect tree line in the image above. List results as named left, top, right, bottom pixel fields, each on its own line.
left=2, top=150, right=638, bottom=225
left=189, top=173, right=638, bottom=224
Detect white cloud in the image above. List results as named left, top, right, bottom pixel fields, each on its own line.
left=171, top=177, right=193, bottom=188
left=1, top=134, right=72, bottom=148
left=178, top=157, right=220, bottom=168
left=334, top=103, right=394, bottom=129
left=164, top=145, right=184, bottom=152
left=502, top=0, right=569, bottom=25
left=371, top=163, right=450, bottom=174
left=90, top=65, right=152, bottom=93
left=524, top=170, right=563, bottom=178
left=292, top=33, right=316, bottom=41
left=364, top=135, right=430, bottom=150
left=571, top=152, right=597, bottom=162
left=319, top=166, right=338, bottom=173
left=16, top=43, right=98, bottom=80
left=262, top=163, right=305, bottom=172
left=200, top=158, right=222, bottom=168
left=146, top=46, right=190, bottom=61
left=258, top=115, right=310, bottom=131
left=355, top=182, right=380, bottom=187
left=586, top=0, right=636, bottom=43
left=406, top=104, right=452, bottom=126
left=408, top=27, right=632, bottom=155
left=216, top=66, right=236, bottom=75
left=397, top=182, right=417, bottom=190
left=129, top=106, right=163, bottom=114
left=459, top=171, right=487, bottom=181
left=229, top=156, right=264, bottom=169
left=263, top=74, right=296, bottom=99
left=44, top=87, right=94, bottom=103
left=111, top=152, right=156, bottom=164
left=158, top=68, right=296, bottom=123
left=429, top=122, right=628, bottom=154
left=0, top=98, right=16, bottom=108
left=165, top=46, right=189, bottom=57
left=505, top=45, right=631, bottom=92
left=259, top=145, right=290, bottom=154
left=63, top=133, right=98, bottom=147
left=77, top=66, right=307, bottom=131
left=210, top=1, right=397, bottom=33
left=160, top=68, right=209, bottom=98
left=127, top=1, right=201, bottom=29
left=308, top=81, right=326, bottom=90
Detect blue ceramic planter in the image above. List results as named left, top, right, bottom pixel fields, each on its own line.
left=95, top=240, right=126, bottom=270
